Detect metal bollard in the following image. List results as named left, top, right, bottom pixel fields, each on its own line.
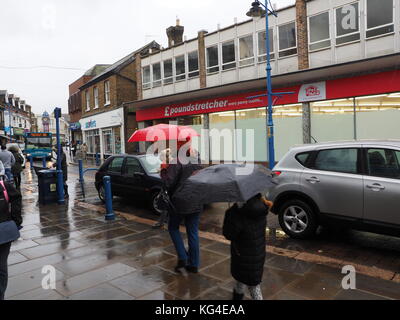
left=78, top=159, right=84, bottom=183
left=29, top=156, right=33, bottom=169
left=42, top=157, right=47, bottom=168
left=95, top=153, right=100, bottom=166
left=56, top=169, right=65, bottom=205
left=103, top=176, right=115, bottom=221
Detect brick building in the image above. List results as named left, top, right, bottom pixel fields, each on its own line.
left=79, top=41, right=160, bottom=160
left=68, top=64, right=110, bottom=144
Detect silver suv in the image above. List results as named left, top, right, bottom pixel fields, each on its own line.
left=267, top=140, right=400, bottom=239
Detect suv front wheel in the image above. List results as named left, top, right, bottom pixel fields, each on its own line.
left=278, top=199, right=318, bottom=239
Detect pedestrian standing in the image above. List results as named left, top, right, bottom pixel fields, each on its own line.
left=8, top=146, right=24, bottom=189
left=81, top=143, right=88, bottom=162
left=0, top=177, right=22, bottom=300
left=72, top=142, right=77, bottom=159
left=223, top=193, right=272, bottom=300
left=0, top=145, right=15, bottom=182
left=161, top=140, right=202, bottom=273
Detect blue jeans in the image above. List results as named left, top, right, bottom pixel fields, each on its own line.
left=4, top=168, right=13, bottom=182
left=168, top=212, right=200, bottom=268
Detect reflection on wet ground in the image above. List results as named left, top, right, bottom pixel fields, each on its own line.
left=5, top=163, right=400, bottom=300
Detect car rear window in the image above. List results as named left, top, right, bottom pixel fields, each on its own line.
left=295, top=152, right=312, bottom=166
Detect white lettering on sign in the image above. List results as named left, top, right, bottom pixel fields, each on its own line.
left=298, top=82, right=326, bottom=102
left=163, top=100, right=229, bottom=118
left=341, top=4, right=357, bottom=31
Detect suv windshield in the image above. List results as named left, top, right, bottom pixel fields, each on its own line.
left=140, top=155, right=162, bottom=173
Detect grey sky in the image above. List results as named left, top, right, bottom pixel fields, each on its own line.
left=0, top=0, right=295, bottom=116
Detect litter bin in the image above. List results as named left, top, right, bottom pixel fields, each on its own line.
left=37, top=169, right=58, bottom=205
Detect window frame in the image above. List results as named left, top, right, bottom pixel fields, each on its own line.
left=85, top=90, right=90, bottom=112
left=365, top=0, right=395, bottom=39
left=310, top=147, right=362, bottom=175
left=152, top=62, right=162, bottom=88
left=104, top=80, right=110, bottom=106
left=334, top=1, right=361, bottom=46
left=221, top=40, right=236, bottom=71
left=175, top=54, right=186, bottom=82
left=93, top=87, right=99, bottom=109
left=308, top=11, right=331, bottom=52
left=206, top=45, right=220, bottom=74
left=257, top=29, right=275, bottom=63
left=238, top=34, right=255, bottom=67
left=277, top=21, right=298, bottom=58
left=163, top=59, right=173, bottom=85
left=142, top=66, right=151, bottom=90
left=187, top=50, right=199, bottom=78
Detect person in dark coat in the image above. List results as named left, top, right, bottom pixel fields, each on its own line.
left=160, top=140, right=202, bottom=273
left=8, top=145, right=24, bottom=189
left=52, top=147, right=69, bottom=198
left=0, top=178, right=22, bottom=300
left=223, top=193, right=272, bottom=300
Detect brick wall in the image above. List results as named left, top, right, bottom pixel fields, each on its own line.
left=296, top=0, right=309, bottom=70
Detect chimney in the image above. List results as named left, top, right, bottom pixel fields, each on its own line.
left=166, top=18, right=184, bottom=47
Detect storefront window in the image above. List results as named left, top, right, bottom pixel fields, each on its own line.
left=177, top=115, right=203, bottom=158
left=209, top=111, right=235, bottom=162
left=222, top=40, right=236, bottom=70
left=188, top=51, right=199, bottom=78
left=103, top=129, right=113, bottom=154
left=335, top=2, right=360, bottom=45
left=278, top=22, right=297, bottom=57
left=257, top=29, right=274, bottom=62
left=114, top=127, right=121, bottom=154
left=175, top=55, right=186, bottom=81
left=163, top=59, right=173, bottom=85
left=86, top=129, right=100, bottom=154
left=355, top=93, right=400, bottom=140
left=309, top=11, right=331, bottom=51
left=239, top=35, right=254, bottom=67
left=143, top=66, right=151, bottom=89
left=206, top=45, right=219, bottom=74
left=152, top=63, right=161, bottom=87
left=366, top=0, right=394, bottom=38
left=311, top=98, right=355, bottom=142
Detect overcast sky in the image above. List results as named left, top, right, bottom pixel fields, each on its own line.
left=0, top=0, right=295, bottom=116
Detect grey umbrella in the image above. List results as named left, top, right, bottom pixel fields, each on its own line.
left=173, top=163, right=276, bottom=205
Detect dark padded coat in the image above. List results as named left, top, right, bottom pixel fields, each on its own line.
left=0, top=181, right=23, bottom=227
left=11, top=151, right=24, bottom=175
left=223, top=196, right=269, bottom=286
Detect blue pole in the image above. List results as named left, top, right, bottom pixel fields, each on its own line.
left=103, top=176, right=115, bottom=221
left=78, top=159, right=84, bottom=183
left=264, top=0, right=275, bottom=170
left=95, top=153, right=100, bottom=166
left=42, top=157, right=47, bottom=168
left=29, top=156, right=33, bottom=169
left=54, top=108, right=65, bottom=204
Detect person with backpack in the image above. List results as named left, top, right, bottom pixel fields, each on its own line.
left=223, top=193, right=272, bottom=300
left=0, top=175, right=22, bottom=300
left=8, top=145, right=24, bottom=189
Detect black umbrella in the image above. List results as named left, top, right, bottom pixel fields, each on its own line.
left=173, top=163, right=276, bottom=205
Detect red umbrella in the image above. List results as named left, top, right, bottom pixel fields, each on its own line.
left=128, top=124, right=200, bottom=142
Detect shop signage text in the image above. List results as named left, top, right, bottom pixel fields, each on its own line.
left=298, top=82, right=326, bottom=102
left=85, top=120, right=97, bottom=129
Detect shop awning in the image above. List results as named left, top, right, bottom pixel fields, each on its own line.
left=127, top=52, right=400, bottom=113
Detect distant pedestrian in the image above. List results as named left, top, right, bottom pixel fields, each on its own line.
left=223, top=193, right=272, bottom=300
left=161, top=140, right=203, bottom=274
left=81, top=143, right=88, bottom=162
left=52, top=147, right=69, bottom=198
left=0, top=177, right=22, bottom=300
left=8, top=145, right=24, bottom=189
left=0, top=145, right=15, bottom=182
left=71, top=142, right=77, bottom=159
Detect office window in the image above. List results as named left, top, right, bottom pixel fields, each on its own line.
left=104, top=80, right=110, bottom=105
left=258, top=29, right=274, bottom=62
left=152, top=63, right=161, bottom=87
left=239, top=35, right=254, bottom=66
left=94, top=87, right=99, bottom=109
left=175, top=55, right=186, bottom=81
left=163, top=59, right=173, bottom=84
left=366, top=0, right=394, bottom=38
left=222, top=40, right=236, bottom=70
left=85, top=90, right=90, bottom=111
left=142, top=66, right=151, bottom=89
left=188, top=50, right=199, bottom=78
left=278, top=22, right=297, bottom=57
left=207, top=45, right=219, bottom=73
left=309, top=11, right=331, bottom=51
left=336, top=2, right=360, bottom=45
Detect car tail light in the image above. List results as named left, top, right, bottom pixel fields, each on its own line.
left=272, top=171, right=282, bottom=177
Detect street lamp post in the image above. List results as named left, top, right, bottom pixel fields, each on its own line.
left=247, top=1, right=277, bottom=170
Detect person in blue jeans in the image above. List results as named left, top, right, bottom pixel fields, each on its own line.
left=160, top=140, right=202, bottom=273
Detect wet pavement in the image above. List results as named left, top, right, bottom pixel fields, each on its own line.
left=5, top=161, right=400, bottom=300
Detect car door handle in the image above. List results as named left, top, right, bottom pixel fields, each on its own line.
left=306, top=177, right=320, bottom=183
left=366, top=183, right=385, bottom=191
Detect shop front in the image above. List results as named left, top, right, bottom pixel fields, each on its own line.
left=135, top=70, right=400, bottom=165
left=80, top=108, right=124, bottom=161
left=69, top=122, right=82, bottom=144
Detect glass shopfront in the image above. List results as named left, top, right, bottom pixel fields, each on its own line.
left=86, top=129, right=100, bottom=154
